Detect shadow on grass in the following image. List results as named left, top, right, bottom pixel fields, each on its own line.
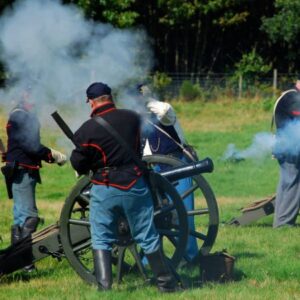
left=227, top=221, right=300, bottom=228
left=0, top=266, right=60, bottom=285
left=178, top=264, right=247, bottom=289
left=221, top=220, right=274, bottom=227
left=233, top=251, right=264, bottom=259
left=248, top=222, right=273, bottom=227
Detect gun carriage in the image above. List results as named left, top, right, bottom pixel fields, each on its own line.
left=0, top=155, right=218, bottom=284
left=0, top=112, right=219, bottom=285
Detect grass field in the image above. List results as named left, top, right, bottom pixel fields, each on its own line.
left=0, top=99, right=299, bottom=300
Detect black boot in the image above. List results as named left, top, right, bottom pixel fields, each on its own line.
left=146, top=249, right=180, bottom=293
left=93, top=249, right=112, bottom=291
left=11, top=224, right=22, bottom=245
left=22, top=217, right=40, bottom=239
left=22, top=217, right=40, bottom=272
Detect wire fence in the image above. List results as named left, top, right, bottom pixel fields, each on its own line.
left=164, top=71, right=299, bottom=99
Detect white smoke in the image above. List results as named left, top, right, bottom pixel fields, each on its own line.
left=223, top=121, right=300, bottom=161
left=0, top=0, right=152, bottom=129
left=273, top=120, right=300, bottom=157
left=222, top=132, right=276, bottom=161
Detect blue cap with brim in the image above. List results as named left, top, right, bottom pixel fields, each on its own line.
left=86, top=82, right=111, bottom=102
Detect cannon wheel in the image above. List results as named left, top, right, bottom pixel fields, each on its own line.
left=143, top=154, right=219, bottom=258
left=59, top=171, right=188, bottom=285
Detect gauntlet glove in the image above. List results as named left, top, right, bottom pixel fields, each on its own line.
left=50, top=148, right=67, bottom=165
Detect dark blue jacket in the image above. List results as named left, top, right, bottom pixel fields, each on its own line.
left=70, top=102, right=143, bottom=190
left=5, top=103, right=53, bottom=169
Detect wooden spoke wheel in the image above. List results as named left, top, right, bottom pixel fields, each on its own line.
left=143, top=154, right=219, bottom=259
left=59, top=170, right=188, bottom=285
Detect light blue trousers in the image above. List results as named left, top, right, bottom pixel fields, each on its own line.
left=90, top=177, right=160, bottom=254
left=155, top=154, right=198, bottom=261
left=12, top=170, right=38, bottom=226
left=176, top=173, right=198, bottom=260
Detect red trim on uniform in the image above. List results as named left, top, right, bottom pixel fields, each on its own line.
left=134, top=166, right=142, bottom=176
left=91, top=102, right=116, bottom=117
left=92, top=101, right=112, bottom=109
left=95, top=107, right=116, bottom=116
left=291, top=111, right=300, bottom=116
left=18, top=162, right=39, bottom=169
left=91, top=178, right=138, bottom=190
left=6, top=123, right=12, bottom=128
left=5, top=161, right=39, bottom=169
left=81, top=143, right=107, bottom=165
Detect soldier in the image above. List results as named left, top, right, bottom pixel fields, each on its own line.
left=70, top=82, right=179, bottom=292
left=3, top=87, right=67, bottom=270
left=272, top=80, right=300, bottom=227
left=138, top=84, right=198, bottom=263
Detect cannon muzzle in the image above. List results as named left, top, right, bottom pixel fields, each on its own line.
left=160, top=157, right=214, bottom=182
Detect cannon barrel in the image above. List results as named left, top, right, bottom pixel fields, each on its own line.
left=160, top=157, right=214, bottom=181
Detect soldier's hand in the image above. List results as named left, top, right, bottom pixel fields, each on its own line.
left=50, top=148, right=67, bottom=166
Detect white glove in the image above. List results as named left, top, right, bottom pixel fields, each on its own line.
left=147, top=100, right=176, bottom=126
left=50, top=148, right=67, bottom=166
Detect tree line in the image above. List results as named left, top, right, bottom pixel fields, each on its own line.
left=1, top=0, right=300, bottom=82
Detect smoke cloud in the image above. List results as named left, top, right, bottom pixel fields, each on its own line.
left=273, top=120, right=300, bottom=158
left=222, top=132, right=276, bottom=161
left=0, top=0, right=152, bottom=130
left=223, top=121, right=300, bottom=162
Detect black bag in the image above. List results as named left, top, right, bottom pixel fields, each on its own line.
left=199, top=251, right=235, bottom=283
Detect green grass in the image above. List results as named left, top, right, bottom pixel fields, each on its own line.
left=0, top=99, right=300, bottom=299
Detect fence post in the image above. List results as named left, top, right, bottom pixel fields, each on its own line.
left=238, top=75, right=243, bottom=99
left=273, top=69, right=277, bottom=98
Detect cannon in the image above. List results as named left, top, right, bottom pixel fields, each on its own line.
left=0, top=155, right=219, bottom=285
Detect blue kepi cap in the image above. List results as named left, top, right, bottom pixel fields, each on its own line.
left=86, top=82, right=111, bottom=102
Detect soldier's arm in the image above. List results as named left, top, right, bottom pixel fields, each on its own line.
left=70, top=130, right=94, bottom=175
left=146, top=100, right=176, bottom=126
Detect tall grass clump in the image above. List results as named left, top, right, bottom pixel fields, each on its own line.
left=179, top=80, right=203, bottom=101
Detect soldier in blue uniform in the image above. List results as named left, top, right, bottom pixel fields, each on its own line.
left=272, top=80, right=300, bottom=227
left=3, top=88, right=66, bottom=270
left=138, top=84, right=198, bottom=262
left=70, top=82, right=179, bottom=292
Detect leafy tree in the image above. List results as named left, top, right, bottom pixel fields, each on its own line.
left=261, top=0, right=300, bottom=43
left=261, top=0, right=300, bottom=71
left=179, top=80, right=203, bottom=101
left=151, top=71, right=172, bottom=100
left=234, top=49, right=271, bottom=82
left=66, top=0, right=138, bottom=27
left=2, top=0, right=300, bottom=75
